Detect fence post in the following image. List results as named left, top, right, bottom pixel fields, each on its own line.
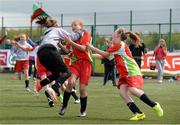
left=130, top=10, right=132, bottom=31
left=1, top=16, right=4, bottom=36
left=61, top=14, right=63, bottom=28
left=30, top=20, right=33, bottom=38
left=169, top=8, right=172, bottom=52
left=92, top=12, right=96, bottom=75
left=158, top=24, right=161, bottom=39
left=1, top=16, right=5, bottom=49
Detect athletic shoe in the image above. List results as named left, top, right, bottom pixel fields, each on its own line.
left=153, top=102, right=163, bottom=117
left=35, top=80, right=42, bottom=92
left=59, top=107, right=66, bottom=116
left=79, top=112, right=86, bottom=117
left=129, top=113, right=146, bottom=121
left=26, top=87, right=31, bottom=92
left=74, top=99, right=80, bottom=104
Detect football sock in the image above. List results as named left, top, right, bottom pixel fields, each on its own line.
left=71, top=91, right=79, bottom=100
left=80, top=96, right=87, bottom=113
left=127, top=102, right=142, bottom=114
left=45, top=90, right=51, bottom=99
left=52, top=83, right=60, bottom=97
left=62, top=91, right=71, bottom=108
left=25, top=80, right=29, bottom=88
left=140, top=94, right=156, bottom=107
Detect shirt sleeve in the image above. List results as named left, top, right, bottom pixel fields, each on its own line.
left=107, top=42, right=121, bottom=53
left=80, top=31, right=91, bottom=45
left=58, top=28, right=70, bottom=38
left=70, top=30, right=83, bottom=41
left=154, top=47, right=158, bottom=54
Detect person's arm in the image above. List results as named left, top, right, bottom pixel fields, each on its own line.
left=153, top=46, right=158, bottom=55
left=86, top=43, right=110, bottom=57
left=16, top=42, right=34, bottom=52
left=162, top=48, right=167, bottom=56
left=59, top=28, right=82, bottom=41
left=58, top=42, right=71, bottom=54
left=63, top=36, right=86, bottom=52
left=92, top=54, right=104, bottom=59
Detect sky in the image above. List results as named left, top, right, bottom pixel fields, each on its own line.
left=0, top=0, right=180, bottom=32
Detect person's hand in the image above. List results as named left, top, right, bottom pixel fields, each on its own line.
left=5, top=31, right=8, bottom=36
left=63, top=36, right=71, bottom=43
left=86, top=42, right=94, bottom=50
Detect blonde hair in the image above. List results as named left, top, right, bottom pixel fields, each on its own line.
left=159, top=39, right=167, bottom=49
left=71, top=19, right=84, bottom=28
left=129, top=32, right=142, bottom=47
left=114, top=28, right=127, bottom=41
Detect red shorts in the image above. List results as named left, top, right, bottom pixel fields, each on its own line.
left=15, top=60, right=29, bottom=72
left=36, top=56, right=51, bottom=78
left=117, top=76, right=144, bottom=89
left=69, top=59, right=92, bottom=85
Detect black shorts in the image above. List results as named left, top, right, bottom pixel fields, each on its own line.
left=37, top=44, right=68, bottom=74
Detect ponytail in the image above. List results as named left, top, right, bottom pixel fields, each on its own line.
left=35, top=16, right=57, bottom=28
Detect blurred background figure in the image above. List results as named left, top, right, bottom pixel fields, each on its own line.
left=100, top=37, right=116, bottom=86
left=154, top=39, right=167, bottom=83
left=128, top=32, right=147, bottom=69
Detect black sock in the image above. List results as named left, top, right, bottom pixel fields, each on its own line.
left=127, top=102, right=142, bottom=114
left=140, top=94, right=156, bottom=107
left=45, top=91, right=51, bottom=100
left=71, top=91, right=79, bottom=100
left=62, top=91, right=71, bottom=108
left=52, top=83, right=61, bottom=96
left=80, top=96, right=87, bottom=113
left=25, top=80, right=29, bottom=88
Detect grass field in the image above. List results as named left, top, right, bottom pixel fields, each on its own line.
left=0, top=73, right=180, bottom=124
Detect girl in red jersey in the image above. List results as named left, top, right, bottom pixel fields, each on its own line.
left=59, top=20, right=92, bottom=117
left=86, top=28, right=163, bottom=121
left=154, top=39, right=167, bottom=83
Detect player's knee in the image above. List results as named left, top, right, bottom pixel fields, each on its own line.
left=80, top=85, right=87, bottom=97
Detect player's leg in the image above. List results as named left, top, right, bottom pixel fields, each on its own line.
left=103, top=64, right=108, bottom=85
left=23, top=61, right=30, bottom=92
left=78, top=60, right=91, bottom=117
left=59, top=73, right=77, bottom=116
left=72, top=87, right=80, bottom=104
left=110, top=65, right=116, bottom=86
left=128, top=87, right=163, bottom=117
left=118, top=84, right=145, bottom=120
left=24, top=68, right=30, bottom=92
left=79, top=84, right=87, bottom=117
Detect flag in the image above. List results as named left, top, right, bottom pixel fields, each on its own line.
left=0, top=35, right=7, bottom=45
left=31, top=4, right=49, bottom=22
